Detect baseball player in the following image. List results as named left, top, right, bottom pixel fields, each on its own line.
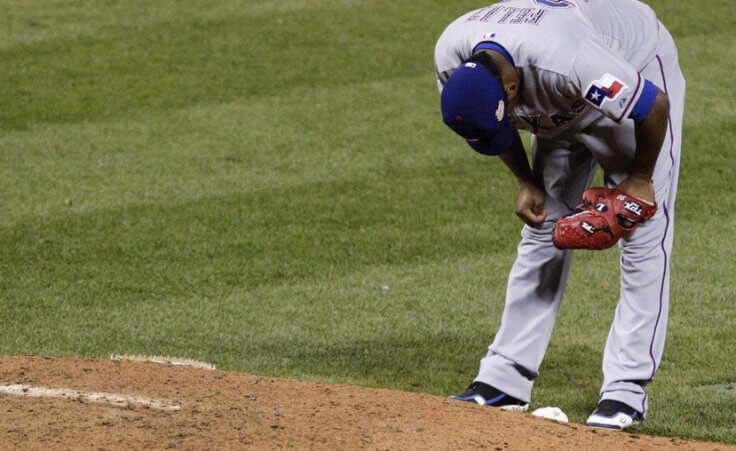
left=434, top=0, right=685, bottom=429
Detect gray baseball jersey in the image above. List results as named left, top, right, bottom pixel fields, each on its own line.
left=435, top=0, right=686, bottom=417
left=435, top=0, right=660, bottom=139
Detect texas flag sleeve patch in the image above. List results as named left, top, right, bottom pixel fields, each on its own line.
left=582, top=72, right=643, bottom=121
left=584, top=74, right=628, bottom=107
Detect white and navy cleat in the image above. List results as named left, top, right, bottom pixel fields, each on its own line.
left=449, top=381, right=529, bottom=412
left=586, top=399, right=643, bottom=430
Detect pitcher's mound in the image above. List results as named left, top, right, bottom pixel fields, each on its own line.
left=0, top=356, right=728, bottom=449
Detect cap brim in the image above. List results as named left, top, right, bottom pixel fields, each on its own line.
left=465, top=119, right=514, bottom=156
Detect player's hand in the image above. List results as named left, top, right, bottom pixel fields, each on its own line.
left=516, top=182, right=547, bottom=228
left=616, top=176, right=655, bottom=204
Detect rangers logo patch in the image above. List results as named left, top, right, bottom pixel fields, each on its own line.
left=584, top=74, right=628, bottom=107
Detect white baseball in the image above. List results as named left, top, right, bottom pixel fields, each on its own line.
left=532, top=406, right=569, bottom=423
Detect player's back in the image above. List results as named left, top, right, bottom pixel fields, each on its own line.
left=574, top=0, right=660, bottom=69
left=435, top=0, right=661, bottom=77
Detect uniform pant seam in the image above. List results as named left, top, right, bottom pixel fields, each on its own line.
left=640, top=54, right=676, bottom=414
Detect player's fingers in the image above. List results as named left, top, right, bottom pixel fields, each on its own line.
left=532, top=201, right=547, bottom=216
left=538, top=207, right=548, bottom=220
left=528, top=211, right=546, bottom=227
left=529, top=201, right=548, bottom=225
left=516, top=207, right=545, bottom=228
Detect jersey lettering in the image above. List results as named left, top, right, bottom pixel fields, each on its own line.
left=525, top=9, right=548, bottom=25
left=515, top=113, right=576, bottom=133
left=467, top=6, right=549, bottom=26
left=550, top=113, right=576, bottom=127
left=498, top=8, right=520, bottom=23
left=510, top=8, right=534, bottom=24
left=520, top=115, right=552, bottom=133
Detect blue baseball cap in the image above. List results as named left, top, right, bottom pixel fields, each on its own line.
left=441, top=61, right=513, bottom=156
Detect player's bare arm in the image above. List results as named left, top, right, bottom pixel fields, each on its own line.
left=499, top=130, right=547, bottom=228
left=476, top=49, right=548, bottom=227
left=617, top=87, right=670, bottom=203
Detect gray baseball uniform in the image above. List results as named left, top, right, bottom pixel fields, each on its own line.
left=434, top=0, right=685, bottom=416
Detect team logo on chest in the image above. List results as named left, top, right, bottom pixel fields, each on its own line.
left=584, top=74, right=628, bottom=107
left=512, top=113, right=576, bottom=133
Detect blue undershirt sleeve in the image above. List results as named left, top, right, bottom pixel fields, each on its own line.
left=629, top=79, right=658, bottom=123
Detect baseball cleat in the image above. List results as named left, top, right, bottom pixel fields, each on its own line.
left=449, top=381, right=529, bottom=411
left=586, top=399, right=642, bottom=430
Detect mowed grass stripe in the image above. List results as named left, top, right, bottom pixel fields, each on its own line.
left=0, top=74, right=465, bottom=222
left=0, top=0, right=446, bottom=132
left=0, top=160, right=520, bottom=300
left=1, top=0, right=368, bottom=49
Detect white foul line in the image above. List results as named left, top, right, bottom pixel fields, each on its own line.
left=0, top=384, right=181, bottom=411
left=110, top=354, right=216, bottom=370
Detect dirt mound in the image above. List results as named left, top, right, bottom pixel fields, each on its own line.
left=0, top=356, right=729, bottom=449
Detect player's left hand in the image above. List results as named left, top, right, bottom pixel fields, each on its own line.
left=616, top=176, right=655, bottom=204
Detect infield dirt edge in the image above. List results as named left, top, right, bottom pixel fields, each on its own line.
left=0, top=355, right=731, bottom=449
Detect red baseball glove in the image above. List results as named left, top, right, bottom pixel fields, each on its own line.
left=552, top=187, right=657, bottom=250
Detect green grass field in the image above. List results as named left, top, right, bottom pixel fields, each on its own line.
left=1, top=0, right=734, bottom=443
